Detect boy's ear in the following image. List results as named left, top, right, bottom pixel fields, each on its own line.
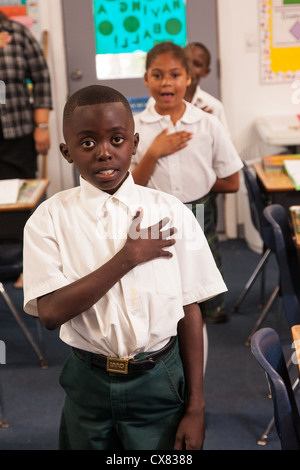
left=202, top=67, right=211, bottom=78
left=186, top=72, right=192, bottom=87
left=132, top=133, right=139, bottom=155
left=60, top=143, right=73, bottom=164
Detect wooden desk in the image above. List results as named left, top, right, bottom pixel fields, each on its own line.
left=0, top=179, right=49, bottom=240
left=253, top=162, right=295, bottom=192
left=253, top=162, right=300, bottom=210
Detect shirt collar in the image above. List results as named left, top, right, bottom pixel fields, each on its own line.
left=80, top=173, right=140, bottom=218
left=139, top=99, right=202, bottom=125
left=192, top=85, right=206, bottom=106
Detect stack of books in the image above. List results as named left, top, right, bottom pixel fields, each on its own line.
left=262, top=154, right=300, bottom=172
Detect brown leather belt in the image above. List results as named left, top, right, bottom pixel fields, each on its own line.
left=73, top=336, right=176, bottom=375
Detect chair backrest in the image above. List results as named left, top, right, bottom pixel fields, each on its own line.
left=251, top=327, right=300, bottom=450
left=263, top=204, right=300, bottom=328
left=242, top=165, right=273, bottom=249
left=0, top=243, right=22, bottom=281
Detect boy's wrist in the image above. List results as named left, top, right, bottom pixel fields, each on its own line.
left=145, top=148, right=160, bottom=163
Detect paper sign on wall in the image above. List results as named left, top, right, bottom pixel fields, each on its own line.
left=261, top=0, right=300, bottom=83
left=93, top=0, right=187, bottom=79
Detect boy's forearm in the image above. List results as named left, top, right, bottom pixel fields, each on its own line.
left=174, top=302, right=205, bottom=450
left=178, top=303, right=205, bottom=411
left=132, top=150, right=158, bottom=186
left=37, top=244, right=137, bottom=330
left=210, top=172, right=240, bottom=193
left=36, top=213, right=176, bottom=331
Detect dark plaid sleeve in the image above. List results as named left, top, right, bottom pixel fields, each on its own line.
left=23, top=26, right=53, bottom=110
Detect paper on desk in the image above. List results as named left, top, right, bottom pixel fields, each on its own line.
left=284, top=160, right=300, bottom=190
left=0, top=179, right=24, bottom=205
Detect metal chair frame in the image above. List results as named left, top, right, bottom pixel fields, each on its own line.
left=251, top=328, right=300, bottom=450
left=254, top=204, right=300, bottom=446
left=236, top=166, right=280, bottom=345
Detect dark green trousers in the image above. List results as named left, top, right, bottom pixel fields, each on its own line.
left=188, top=193, right=225, bottom=317
left=59, top=340, right=185, bottom=450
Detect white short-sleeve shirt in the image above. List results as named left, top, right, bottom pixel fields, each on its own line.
left=191, top=85, right=231, bottom=135
left=132, top=101, right=243, bottom=203
left=23, top=174, right=227, bottom=358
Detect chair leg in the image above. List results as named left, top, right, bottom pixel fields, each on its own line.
left=245, top=284, right=280, bottom=346
left=257, top=366, right=299, bottom=446
left=233, top=248, right=271, bottom=313
left=0, top=380, right=8, bottom=428
left=0, top=282, right=48, bottom=369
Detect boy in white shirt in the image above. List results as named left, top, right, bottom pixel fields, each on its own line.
left=23, top=84, right=227, bottom=450
left=184, top=42, right=230, bottom=134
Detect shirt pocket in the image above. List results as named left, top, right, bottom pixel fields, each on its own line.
left=134, top=257, right=180, bottom=298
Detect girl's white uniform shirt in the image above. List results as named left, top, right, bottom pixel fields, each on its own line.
left=23, top=174, right=227, bottom=359
left=132, top=100, right=243, bottom=203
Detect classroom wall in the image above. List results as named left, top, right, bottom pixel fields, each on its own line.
left=217, top=0, right=299, bottom=155
left=37, top=0, right=72, bottom=197
left=217, top=0, right=300, bottom=240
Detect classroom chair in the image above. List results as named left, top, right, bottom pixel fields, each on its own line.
left=255, top=204, right=300, bottom=446
left=236, top=165, right=280, bottom=345
left=251, top=327, right=300, bottom=450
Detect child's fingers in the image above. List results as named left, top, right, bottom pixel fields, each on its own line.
left=128, top=208, right=143, bottom=239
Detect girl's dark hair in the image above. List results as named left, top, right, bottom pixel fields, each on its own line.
left=145, top=42, right=189, bottom=73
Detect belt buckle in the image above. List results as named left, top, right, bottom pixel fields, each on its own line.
left=106, top=357, right=129, bottom=374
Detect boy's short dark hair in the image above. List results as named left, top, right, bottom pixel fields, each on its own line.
left=63, top=85, right=133, bottom=123
left=145, top=41, right=189, bottom=74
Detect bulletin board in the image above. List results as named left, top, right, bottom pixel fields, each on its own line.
left=0, top=0, right=40, bottom=40
left=261, top=0, right=300, bottom=83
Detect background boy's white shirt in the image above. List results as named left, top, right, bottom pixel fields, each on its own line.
left=191, top=85, right=231, bottom=135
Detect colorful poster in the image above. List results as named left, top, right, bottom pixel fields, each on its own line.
left=93, top=0, right=186, bottom=54
left=261, top=0, right=300, bottom=83
left=93, top=0, right=187, bottom=79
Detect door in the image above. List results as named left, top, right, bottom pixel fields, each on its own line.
left=62, top=0, right=224, bottom=231
left=62, top=0, right=220, bottom=100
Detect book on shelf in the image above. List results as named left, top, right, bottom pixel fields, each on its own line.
left=262, top=154, right=300, bottom=172
left=284, top=160, right=300, bottom=190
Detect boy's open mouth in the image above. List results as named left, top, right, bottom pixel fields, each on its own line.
left=96, top=168, right=119, bottom=179
left=98, top=169, right=115, bottom=175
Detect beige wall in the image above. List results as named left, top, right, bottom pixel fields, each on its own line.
left=37, top=0, right=73, bottom=197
